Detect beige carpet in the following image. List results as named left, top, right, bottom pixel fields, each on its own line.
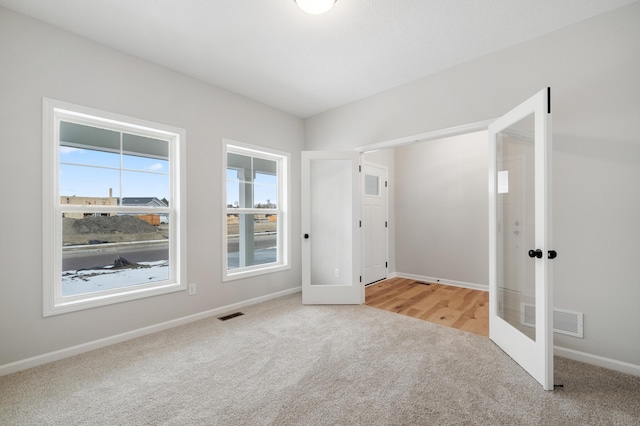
left=1, top=293, right=639, bottom=425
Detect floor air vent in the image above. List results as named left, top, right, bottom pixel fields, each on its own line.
left=521, top=304, right=583, bottom=338
left=414, top=281, right=431, bottom=286
left=218, top=312, right=244, bottom=321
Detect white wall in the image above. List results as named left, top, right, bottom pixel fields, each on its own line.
left=394, top=132, right=488, bottom=287
left=0, top=8, right=303, bottom=367
left=305, top=3, right=640, bottom=368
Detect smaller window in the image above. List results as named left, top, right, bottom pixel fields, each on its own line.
left=365, top=174, right=380, bottom=196
left=223, top=140, right=289, bottom=280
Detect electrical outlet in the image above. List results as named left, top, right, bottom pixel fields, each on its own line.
left=334, top=268, right=340, bottom=278
left=188, top=283, right=197, bottom=295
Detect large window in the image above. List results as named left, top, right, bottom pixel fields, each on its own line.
left=223, top=141, right=289, bottom=280
left=43, top=99, right=186, bottom=316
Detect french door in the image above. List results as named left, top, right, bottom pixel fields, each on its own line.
left=301, top=151, right=363, bottom=304
left=489, top=88, right=555, bottom=390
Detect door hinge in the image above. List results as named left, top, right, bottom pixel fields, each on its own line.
left=385, top=180, right=388, bottom=187
left=547, top=87, right=551, bottom=114
left=359, top=165, right=361, bottom=172
left=385, top=261, right=388, bottom=268
left=359, top=220, right=362, bottom=228
left=359, top=276, right=362, bottom=283
left=385, top=221, right=388, bottom=228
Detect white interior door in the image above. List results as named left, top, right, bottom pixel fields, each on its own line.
left=362, top=162, right=388, bottom=285
left=301, top=151, right=363, bottom=304
left=489, top=88, right=555, bottom=390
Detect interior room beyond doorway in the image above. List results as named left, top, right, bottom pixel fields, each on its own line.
left=361, top=128, right=490, bottom=337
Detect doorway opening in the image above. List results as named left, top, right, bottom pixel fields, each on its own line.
left=360, top=126, right=491, bottom=337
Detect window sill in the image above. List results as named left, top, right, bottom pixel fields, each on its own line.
left=44, top=282, right=186, bottom=317
left=223, top=263, right=291, bottom=282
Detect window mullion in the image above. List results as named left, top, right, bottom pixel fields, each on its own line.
left=60, top=206, right=171, bottom=214
left=227, top=208, right=278, bottom=214
left=119, top=131, right=123, bottom=203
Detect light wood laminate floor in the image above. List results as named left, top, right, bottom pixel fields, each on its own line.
left=365, top=277, right=489, bottom=336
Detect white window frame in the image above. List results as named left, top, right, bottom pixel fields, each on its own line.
left=223, top=139, right=290, bottom=281
left=43, top=98, right=187, bottom=316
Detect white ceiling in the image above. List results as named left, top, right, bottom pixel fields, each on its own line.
left=1, top=0, right=636, bottom=117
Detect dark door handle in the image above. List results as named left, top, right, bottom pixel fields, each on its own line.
left=528, top=249, right=543, bottom=259
left=548, top=250, right=557, bottom=259
left=304, top=233, right=309, bottom=239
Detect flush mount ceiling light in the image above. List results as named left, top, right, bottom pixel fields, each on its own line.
left=294, top=0, right=337, bottom=15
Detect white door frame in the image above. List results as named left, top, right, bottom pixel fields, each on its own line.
left=355, top=119, right=495, bottom=153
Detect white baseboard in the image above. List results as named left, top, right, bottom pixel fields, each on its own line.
left=5, top=285, right=637, bottom=380
left=554, top=346, right=640, bottom=378
left=0, top=286, right=301, bottom=377
left=394, top=272, right=488, bottom=292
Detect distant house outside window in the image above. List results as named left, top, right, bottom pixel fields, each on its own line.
left=43, top=99, right=186, bottom=316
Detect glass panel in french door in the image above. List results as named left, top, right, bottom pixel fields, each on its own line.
left=496, top=113, right=536, bottom=341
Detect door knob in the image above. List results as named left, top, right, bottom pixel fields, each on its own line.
left=548, top=250, right=557, bottom=259
left=303, top=233, right=309, bottom=239
left=528, top=249, right=543, bottom=259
